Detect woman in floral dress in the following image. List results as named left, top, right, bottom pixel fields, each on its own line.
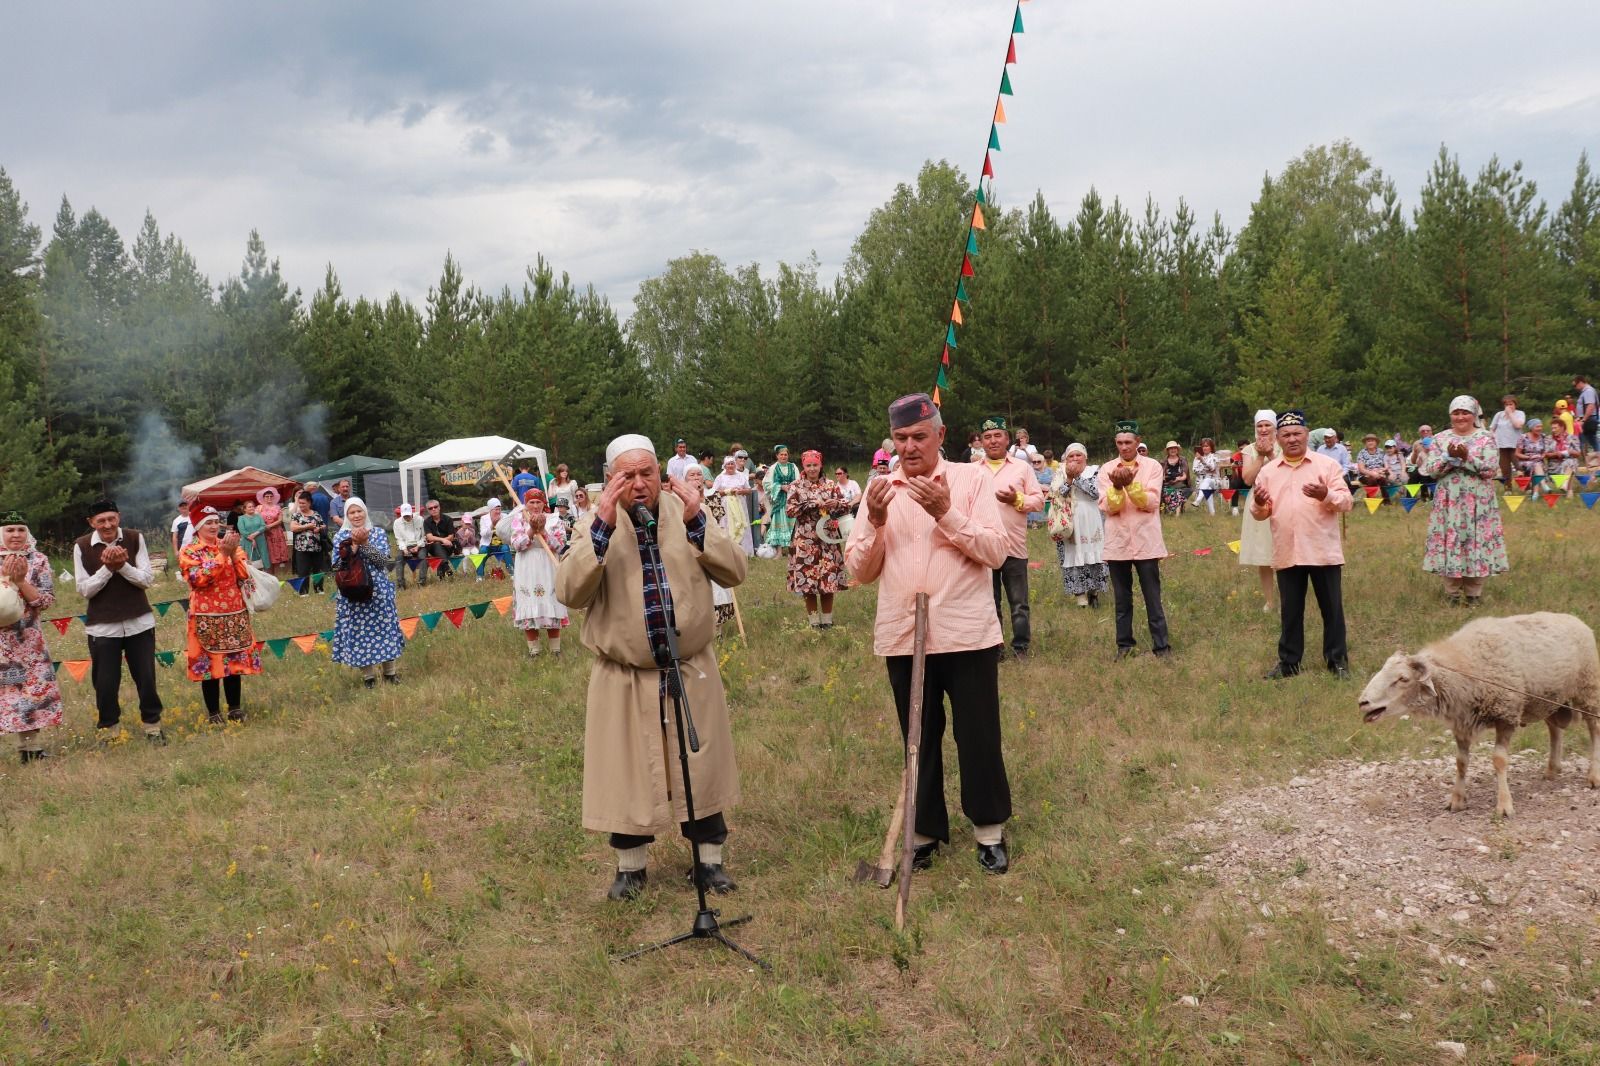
left=508, top=487, right=568, bottom=658
left=763, top=445, right=799, bottom=553
left=785, top=449, right=846, bottom=628
left=257, top=487, right=290, bottom=573
left=0, top=511, right=63, bottom=763
left=1160, top=443, right=1190, bottom=516
left=1419, top=395, right=1508, bottom=606
left=690, top=467, right=737, bottom=634
left=179, top=506, right=261, bottom=723
left=330, top=499, right=406, bottom=686
left=1050, top=445, right=1108, bottom=608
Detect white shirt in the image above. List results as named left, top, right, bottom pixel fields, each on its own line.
left=74, top=529, right=157, bottom=638
left=835, top=479, right=862, bottom=504
left=479, top=511, right=506, bottom=546
left=393, top=515, right=426, bottom=553
left=665, top=453, right=696, bottom=482
left=170, top=512, right=195, bottom=550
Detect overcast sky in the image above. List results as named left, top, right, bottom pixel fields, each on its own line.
left=5, top=1, right=1597, bottom=317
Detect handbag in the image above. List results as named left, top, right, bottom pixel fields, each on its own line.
left=333, top=540, right=374, bottom=602
left=1047, top=476, right=1076, bottom=543
left=244, top=563, right=280, bottom=613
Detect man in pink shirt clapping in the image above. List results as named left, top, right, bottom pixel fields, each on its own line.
left=845, top=393, right=1014, bottom=875
left=1250, top=410, right=1353, bottom=680
left=977, top=414, right=1044, bottom=659
left=1097, top=420, right=1172, bottom=661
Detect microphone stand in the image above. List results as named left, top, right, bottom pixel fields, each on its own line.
left=614, top=514, right=768, bottom=971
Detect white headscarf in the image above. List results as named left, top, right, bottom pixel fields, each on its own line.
left=1253, top=409, right=1276, bottom=427
left=1064, top=442, right=1088, bottom=458
left=342, top=497, right=369, bottom=529
left=1449, top=395, right=1483, bottom=427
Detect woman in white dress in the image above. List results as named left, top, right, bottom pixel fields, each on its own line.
left=711, top=456, right=755, bottom=556
left=508, top=487, right=568, bottom=657
left=687, top=467, right=736, bottom=635
left=1050, top=443, right=1107, bottom=608
left=1239, top=410, right=1281, bottom=612
left=1191, top=438, right=1223, bottom=515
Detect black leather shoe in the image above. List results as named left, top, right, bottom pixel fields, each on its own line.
left=607, top=869, right=647, bottom=901
left=911, top=841, right=939, bottom=871
left=363, top=677, right=377, bottom=689
left=19, top=749, right=48, bottom=765
left=686, top=863, right=737, bottom=894
left=145, top=730, right=168, bottom=747
left=207, top=713, right=224, bottom=725
left=1152, top=647, right=1173, bottom=660
left=1328, top=662, right=1351, bottom=680
left=977, top=840, right=1009, bottom=875
left=384, top=674, right=402, bottom=685
left=1113, top=647, right=1137, bottom=662
left=1263, top=663, right=1301, bottom=680
left=227, top=708, right=246, bottom=722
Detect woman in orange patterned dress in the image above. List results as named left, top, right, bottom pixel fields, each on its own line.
left=178, top=506, right=261, bottom=723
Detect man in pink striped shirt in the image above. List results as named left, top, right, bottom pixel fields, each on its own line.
left=1096, top=420, right=1172, bottom=661
left=978, top=414, right=1044, bottom=659
left=1250, top=409, right=1353, bottom=679
left=846, top=393, right=1013, bottom=874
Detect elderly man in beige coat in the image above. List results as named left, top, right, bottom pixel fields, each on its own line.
left=557, top=433, right=748, bottom=901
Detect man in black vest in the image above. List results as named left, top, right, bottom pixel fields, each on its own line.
left=73, top=498, right=165, bottom=745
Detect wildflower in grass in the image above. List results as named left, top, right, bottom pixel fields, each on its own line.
left=225, top=861, right=238, bottom=878
left=422, top=870, right=434, bottom=898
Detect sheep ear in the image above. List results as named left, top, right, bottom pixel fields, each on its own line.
left=1411, top=656, right=1435, bottom=695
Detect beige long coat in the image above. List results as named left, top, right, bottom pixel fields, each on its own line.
left=556, top=491, right=746, bottom=836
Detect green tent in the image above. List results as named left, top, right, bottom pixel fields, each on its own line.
left=294, top=455, right=399, bottom=500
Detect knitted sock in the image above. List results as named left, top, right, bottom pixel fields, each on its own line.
left=548, top=634, right=561, bottom=655
left=142, top=722, right=163, bottom=736
left=808, top=611, right=820, bottom=627
left=363, top=665, right=378, bottom=681
left=973, top=823, right=1005, bottom=846
left=912, top=832, right=937, bottom=847
left=527, top=640, right=541, bottom=657
left=615, top=845, right=649, bottom=873
left=382, top=660, right=398, bottom=678
left=697, top=843, right=724, bottom=866
left=821, top=612, right=833, bottom=625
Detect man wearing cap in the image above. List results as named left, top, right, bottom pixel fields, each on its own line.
left=392, top=502, right=428, bottom=588
left=73, top=498, right=165, bottom=745
left=1097, top=420, right=1172, bottom=661
left=1250, top=410, right=1353, bottom=679
left=846, top=394, right=1014, bottom=874
left=665, top=438, right=695, bottom=483
left=557, top=432, right=747, bottom=900
left=978, top=415, right=1042, bottom=659
left=421, top=499, right=457, bottom=579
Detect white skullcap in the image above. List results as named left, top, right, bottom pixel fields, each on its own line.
left=1253, top=409, right=1276, bottom=426
left=606, top=433, right=656, bottom=466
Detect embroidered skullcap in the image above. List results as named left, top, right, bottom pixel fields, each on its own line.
left=773, top=444, right=790, bottom=455
left=1114, top=419, right=1140, bottom=436
left=1253, top=409, right=1276, bottom=426
left=190, top=505, right=222, bottom=529
left=87, top=497, right=119, bottom=519
left=605, top=433, right=656, bottom=466
left=888, top=392, right=938, bottom=430
left=980, top=414, right=1008, bottom=432
left=0, top=509, right=28, bottom=527
left=1277, top=410, right=1307, bottom=429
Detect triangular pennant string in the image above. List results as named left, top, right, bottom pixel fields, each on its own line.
left=267, top=638, right=291, bottom=659
left=1504, top=495, right=1526, bottom=513
left=422, top=611, right=443, bottom=632
left=940, top=344, right=950, bottom=367
left=1400, top=496, right=1419, bottom=513
left=988, top=125, right=1001, bottom=152
left=1013, top=7, right=1024, bottom=33
left=956, top=279, right=970, bottom=302
left=972, top=204, right=986, bottom=231
left=492, top=596, right=513, bottom=616
left=50, top=617, right=72, bottom=636
left=982, top=152, right=994, bottom=178
left=1000, top=70, right=1013, bottom=96
left=291, top=635, right=319, bottom=654
left=65, top=660, right=91, bottom=682
left=398, top=617, right=420, bottom=639
left=1363, top=497, right=1382, bottom=514
left=966, top=230, right=980, bottom=255
left=961, top=255, right=974, bottom=277
left=951, top=301, right=964, bottom=326
left=467, top=601, right=490, bottom=619
left=1583, top=493, right=1600, bottom=509
left=994, top=99, right=1007, bottom=124
left=1006, top=37, right=1017, bottom=64
left=445, top=607, right=466, bottom=629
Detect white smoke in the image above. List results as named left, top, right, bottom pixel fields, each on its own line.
left=117, top=412, right=204, bottom=528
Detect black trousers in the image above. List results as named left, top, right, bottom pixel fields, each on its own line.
left=1107, top=558, right=1170, bottom=652
left=88, top=628, right=163, bottom=729
left=886, top=646, right=1011, bottom=844
left=1276, top=564, right=1347, bottom=671
left=200, top=675, right=243, bottom=715
left=609, top=812, right=728, bottom=851
left=424, top=542, right=455, bottom=578
left=293, top=548, right=320, bottom=593
left=991, top=556, right=1031, bottom=653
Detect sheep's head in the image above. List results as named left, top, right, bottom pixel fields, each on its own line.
left=1359, top=651, right=1437, bottom=723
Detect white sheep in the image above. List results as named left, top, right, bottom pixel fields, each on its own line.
left=1358, top=612, right=1600, bottom=818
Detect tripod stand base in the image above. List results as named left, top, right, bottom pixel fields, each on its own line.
left=614, top=909, right=770, bottom=970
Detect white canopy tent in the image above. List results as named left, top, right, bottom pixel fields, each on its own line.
left=397, top=435, right=550, bottom=507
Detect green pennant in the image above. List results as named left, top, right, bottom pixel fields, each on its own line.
left=318, top=629, right=335, bottom=643
left=155, top=651, right=176, bottom=666
left=1013, top=7, right=1024, bottom=33
left=267, top=638, right=291, bottom=659
left=936, top=365, right=949, bottom=389
left=468, top=601, right=490, bottom=619
left=155, top=600, right=172, bottom=617
left=967, top=230, right=979, bottom=255
left=945, top=322, right=958, bottom=347
left=988, top=125, right=1001, bottom=151
left=956, top=278, right=970, bottom=303
left=422, top=611, right=443, bottom=632
left=1000, top=70, right=1013, bottom=96
left=974, top=185, right=987, bottom=205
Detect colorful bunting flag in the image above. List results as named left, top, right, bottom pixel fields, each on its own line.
left=1504, top=495, right=1526, bottom=513
left=972, top=204, right=986, bottom=231
left=1220, top=489, right=1236, bottom=502
left=1006, top=37, right=1017, bottom=64
left=1013, top=7, right=1024, bottom=32
left=64, top=660, right=91, bottom=682
left=1513, top=475, right=1532, bottom=492
left=1583, top=493, right=1600, bottom=509
left=994, top=99, right=1007, bottom=124
left=940, top=344, right=950, bottom=367
left=289, top=577, right=307, bottom=593
left=1364, top=486, right=1381, bottom=498
left=399, top=616, right=420, bottom=639
left=961, top=255, right=974, bottom=277
left=428, top=557, right=442, bottom=572
left=999, top=70, right=1013, bottom=96
left=1405, top=483, right=1421, bottom=497
left=1227, top=540, right=1242, bottom=554
left=951, top=301, right=963, bottom=326
left=50, top=617, right=71, bottom=636
left=1192, top=547, right=1212, bottom=556
left=981, top=152, right=994, bottom=178
left=291, top=635, right=319, bottom=654
left=155, top=600, right=173, bottom=617
left=956, top=278, right=970, bottom=302
left=1543, top=493, right=1561, bottom=509
left=492, top=596, right=513, bottom=615
left=318, top=629, right=334, bottom=643
left=1400, top=496, right=1419, bottom=513
left=988, top=125, right=1001, bottom=152
left=1578, top=474, right=1593, bottom=487
left=468, top=601, right=489, bottom=619
left=155, top=651, right=176, bottom=666
left=445, top=607, right=466, bottom=629
left=1363, top=497, right=1382, bottom=514
left=945, top=322, right=959, bottom=347
left=1553, top=474, right=1570, bottom=489
left=422, top=611, right=443, bottom=632
left=448, top=556, right=464, bottom=571
left=266, top=638, right=291, bottom=659
left=931, top=385, right=942, bottom=406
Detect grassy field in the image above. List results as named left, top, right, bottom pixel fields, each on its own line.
left=2, top=499, right=1598, bottom=1064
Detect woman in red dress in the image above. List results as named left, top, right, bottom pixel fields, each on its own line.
left=785, top=449, right=848, bottom=629
left=178, top=506, right=261, bottom=723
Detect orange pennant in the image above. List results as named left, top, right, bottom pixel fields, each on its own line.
left=972, top=204, right=986, bottom=231
left=399, top=616, right=420, bottom=639
left=931, top=385, right=942, bottom=406
left=492, top=595, right=513, bottom=616
left=951, top=301, right=964, bottom=326
left=292, top=635, right=319, bottom=654
left=64, top=659, right=91, bottom=682
left=994, top=99, right=1007, bottom=125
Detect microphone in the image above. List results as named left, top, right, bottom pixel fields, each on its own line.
left=629, top=503, right=657, bottom=532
